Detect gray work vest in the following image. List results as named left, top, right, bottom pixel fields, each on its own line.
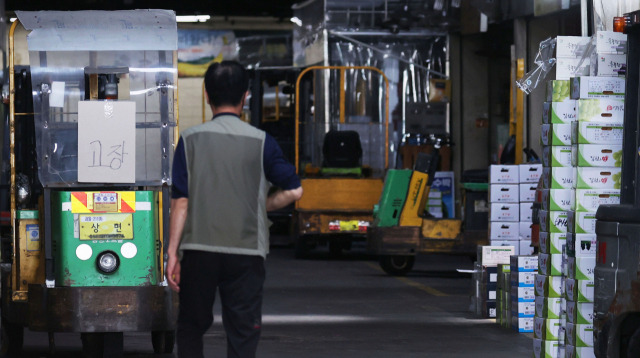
left=179, top=115, right=270, bottom=258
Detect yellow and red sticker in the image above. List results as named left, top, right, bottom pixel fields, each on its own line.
left=328, top=220, right=369, bottom=232
left=71, top=192, right=136, bottom=213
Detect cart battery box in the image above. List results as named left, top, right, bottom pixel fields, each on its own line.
left=542, top=167, right=575, bottom=189
left=566, top=233, right=597, bottom=257
left=536, top=296, right=564, bottom=319
left=566, top=302, right=593, bottom=324
left=52, top=191, right=159, bottom=287
left=539, top=232, right=567, bottom=254
left=567, top=211, right=597, bottom=234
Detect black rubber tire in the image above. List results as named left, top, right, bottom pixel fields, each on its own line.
left=152, top=330, right=176, bottom=354
left=627, top=326, right=640, bottom=358
left=0, top=319, right=23, bottom=357
left=81, top=333, right=103, bottom=358
left=379, top=255, right=415, bottom=276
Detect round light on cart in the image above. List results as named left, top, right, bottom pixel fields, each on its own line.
left=121, top=242, right=137, bottom=259
left=96, top=251, right=120, bottom=274
left=76, top=244, right=93, bottom=261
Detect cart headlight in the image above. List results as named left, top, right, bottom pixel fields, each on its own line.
left=96, top=251, right=120, bottom=274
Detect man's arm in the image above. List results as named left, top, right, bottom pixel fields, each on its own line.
left=167, top=197, right=188, bottom=292
left=266, top=186, right=303, bottom=212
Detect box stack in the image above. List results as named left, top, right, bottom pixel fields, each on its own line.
left=497, top=264, right=511, bottom=328
left=510, top=255, right=537, bottom=333
left=519, top=164, right=542, bottom=256
left=489, top=165, right=521, bottom=253
left=562, top=31, right=626, bottom=358
left=474, top=245, right=516, bottom=319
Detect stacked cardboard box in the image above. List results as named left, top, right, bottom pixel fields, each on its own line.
left=474, top=246, right=515, bottom=319
left=510, top=255, right=537, bottom=333
left=519, top=164, right=542, bottom=255
left=497, top=264, right=511, bottom=328
left=489, top=165, right=520, bottom=253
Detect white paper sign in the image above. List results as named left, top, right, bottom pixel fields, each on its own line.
left=50, top=81, right=65, bottom=108
left=78, top=101, right=136, bottom=183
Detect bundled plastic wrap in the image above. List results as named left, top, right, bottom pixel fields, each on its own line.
left=516, top=37, right=557, bottom=94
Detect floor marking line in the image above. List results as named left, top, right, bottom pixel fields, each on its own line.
left=365, top=262, right=448, bottom=297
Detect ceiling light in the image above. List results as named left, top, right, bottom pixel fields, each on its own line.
left=176, top=15, right=211, bottom=23
left=10, top=18, right=16, bottom=23
left=290, top=17, right=302, bottom=26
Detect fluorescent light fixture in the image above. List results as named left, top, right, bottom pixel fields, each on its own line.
left=290, top=17, right=302, bottom=26
left=176, top=15, right=211, bottom=23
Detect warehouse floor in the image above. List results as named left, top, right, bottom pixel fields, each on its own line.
left=16, top=244, right=532, bottom=357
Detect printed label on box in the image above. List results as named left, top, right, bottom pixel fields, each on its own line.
left=596, top=31, right=627, bottom=54
left=567, top=302, right=594, bottom=324
left=547, top=80, right=571, bottom=102
left=543, top=146, right=573, bottom=167
left=510, top=255, right=539, bottom=272
left=539, top=210, right=569, bottom=233
left=490, top=165, right=519, bottom=183
left=573, top=189, right=621, bottom=212
left=519, top=164, right=543, bottom=183
left=489, top=184, right=520, bottom=203
left=577, top=99, right=624, bottom=123
left=574, top=167, right=621, bottom=190
left=594, top=53, right=626, bottom=77
left=543, top=167, right=575, bottom=189
left=568, top=256, right=596, bottom=280
left=539, top=232, right=567, bottom=254
left=489, top=222, right=519, bottom=241
left=490, top=203, right=520, bottom=222
left=541, top=189, right=574, bottom=211
left=574, top=121, right=624, bottom=145
left=542, top=123, right=573, bottom=146
left=570, top=76, right=626, bottom=99
left=556, top=58, right=590, bottom=80
left=567, top=233, right=597, bottom=257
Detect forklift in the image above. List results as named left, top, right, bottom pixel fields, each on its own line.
left=292, top=66, right=390, bottom=257
left=0, top=11, right=178, bottom=356
left=593, top=10, right=640, bottom=358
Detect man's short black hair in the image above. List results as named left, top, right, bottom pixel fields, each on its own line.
left=204, top=61, right=249, bottom=108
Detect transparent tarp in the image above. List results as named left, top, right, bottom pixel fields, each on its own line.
left=29, top=50, right=177, bottom=187
left=298, top=67, right=388, bottom=178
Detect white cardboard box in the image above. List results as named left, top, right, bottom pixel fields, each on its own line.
left=568, top=256, right=596, bottom=280
left=489, top=221, right=520, bottom=241
left=567, top=211, right=597, bottom=234
left=566, top=279, right=595, bottom=303
left=572, top=144, right=622, bottom=167
left=479, top=245, right=516, bottom=266
left=541, top=189, right=574, bottom=211
left=566, top=323, right=594, bottom=347
left=570, top=76, right=625, bottom=99
left=596, top=31, right=627, bottom=54
left=568, top=233, right=597, bottom=257
left=510, top=255, right=538, bottom=272
left=535, top=274, right=563, bottom=298
left=533, top=339, right=562, bottom=358
left=576, top=98, right=625, bottom=122
left=573, top=189, right=621, bottom=212
left=519, top=221, right=532, bottom=240
left=539, top=210, right=569, bottom=233
left=573, top=121, right=624, bottom=145
left=567, top=302, right=594, bottom=324
left=514, top=317, right=534, bottom=333
left=566, top=344, right=596, bottom=358
left=519, top=164, right=543, bottom=183
left=534, top=317, right=563, bottom=340
left=535, top=296, right=564, bottom=319
left=556, top=57, right=590, bottom=80
left=538, top=254, right=563, bottom=277
left=520, top=203, right=534, bottom=222
left=574, top=167, right=621, bottom=189
left=489, top=165, right=519, bottom=183
left=511, top=301, right=535, bottom=317
left=593, top=52, right=626, bottom=77
left=541, top=123, right=572, bottom=146
left=543, top=100, right=577, bottom=124
left=511, top=271, right=536, bottom=287
left=542, top=167, right=575, bottom=189
left=489, top=184, right=520, bottom=203
left=519, top=239, right=534, bottom=255
left=490, top=203, right=520, bottom=222
left=556, top=36, right=591, bottom=58
left=546, top=80, right=571, bottom=102
left=489, top=240, right=519, bottom=255
left=542, top=145, right=573, bottom=167
left=539, top=231, right=567, bottom=254
left=519, top=183, right=537, bottom=202
left=511, top=286, right=536, bottom=302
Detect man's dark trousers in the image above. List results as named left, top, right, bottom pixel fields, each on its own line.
left=177, top=250, right=265, bottom=358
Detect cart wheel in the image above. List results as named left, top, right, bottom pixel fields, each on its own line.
left=152, top=330, right=175, bottom=354
left=379, top=255, right=415, bottom=276
left=0, top=319, right=23, bottom=357
left=627, top=326, right=640, bottom=358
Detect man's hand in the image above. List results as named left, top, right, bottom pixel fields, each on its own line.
left=167, top=253, right=181, bottom=292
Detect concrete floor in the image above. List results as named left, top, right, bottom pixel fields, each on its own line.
left=14, top=244, right=533, bottom=357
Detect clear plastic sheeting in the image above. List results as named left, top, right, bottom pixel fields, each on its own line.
left=516, top=37, right=557, bottom=94
left=28, top=50, right=177, bottom=187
